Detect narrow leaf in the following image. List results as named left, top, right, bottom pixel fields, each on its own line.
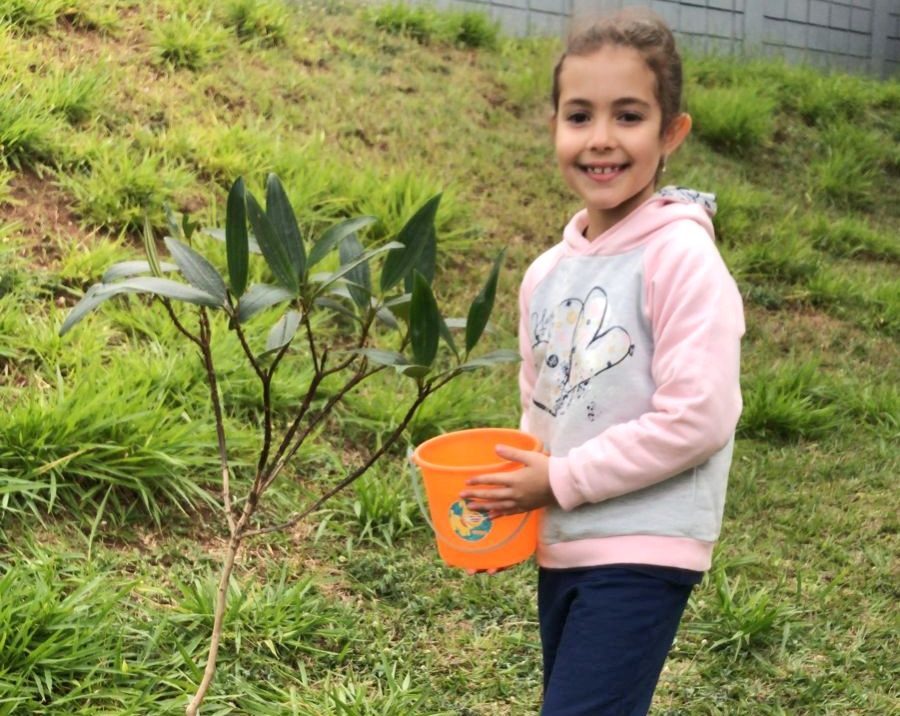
left=404, top=224, right=436, bottom=293
left=385, top=293, right=411, bottom=322
left=375, top=306, right=400, bottom=330
left=265, top=173, right=306, bottom=281
left=338, top=233, right=371, bottom=309
left=380, top=193, right=442, bottom=293
left=163, top=237, right=228, bottom=306
left=246, top=191, right=299, bottom=294
left=309, top=215, right=377, bottom=268
left=226, top=177, right=250, bottom=297
left=352, top=348, right=408, bottom=367
left=465, top=249, right=505, bottom=354
left=142, top=217, right=162, bottom=277
left=203, top=227, right=262, bottom=254
left=311, top=242, right=402, bottom=297
left=398, top=364, right=430, bottom=378
left=409, top=270, right=440, bottom=367
left=59, top=284, right=109, bottom=336
left=458, top=348, right=521, bottom=371
left=438, top=314, right=459, bottom=360
left=102, top=260, right=177, bottom=283
left=265, top=309, right=302, bottom=354
left=237, top=283, right=295, bottom=323
left=165, top=204, right=183, bottom=241
left=93, top=277, right=222, bottom=307
left=314, top=297, right=361, bottom=323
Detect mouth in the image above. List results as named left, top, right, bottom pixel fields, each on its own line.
left=580, top=163, right=628, bottom=180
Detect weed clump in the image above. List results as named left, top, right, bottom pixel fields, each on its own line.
left=739, top=360, right=839, bottom=441
left=373, top=2, right=498, bottom=49
left=223, top=0, right=289, bottom=47
left=153, top=12, right=227, bottom=71
left=688, top=83, right=775, bottom=155
left=0, top=0, right=67, bottom=33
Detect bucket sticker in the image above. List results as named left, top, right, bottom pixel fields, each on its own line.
left=449, top=500, right=492, bottom=542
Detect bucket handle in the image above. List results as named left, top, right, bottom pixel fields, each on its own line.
left=407, top=449, right=533, bottom=555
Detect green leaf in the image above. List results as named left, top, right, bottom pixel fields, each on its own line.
left=142, top=217, right=162, bottom=277
left=163, top=237, right=228, bottom=306
left=102, top=260, right=178, bottom=283
left=264, top=309, right=302, bottom=354
left=408, top=270, right=440, bottom=367
left=404, top=224, right=436, bottom=293
left=246, top=191, right=299, bottom=294
left=338, top=233, right=372, bottom=309
left=398, top=364, right=430, bottom=379
left=380, top=193, right=442, bottom=293
left=457, top=348, right=521, bottom=371
left=265, top=173, right=306, bottom=281
left=183, top=213, right=200, bottom=241
left=238, top=283, right=295, bottom=323
left=375, top=306, right=400, bottom=330
left=313, top=296, right=360, bottom=323
left=59, top=284, right=109, bottom=336
left=309, top=215, right=377, bottom=268
left=61, top=277, right=223, bottom=336
left=165, top=204, right=183, bottom=241
left=225, top=177, right=250, bottom=297
left=438, top=314, right=459, bottom=360
left=353, top=348, right=408, bottom=367
left=385, top=293, right=411, bottom=322
left=465, top=249, right=505, bottom=354
left=203, top=227, right=262, bottom=254
left=94, top=277, right=222, bottom=307
left=311, top=242, right=402, bottom=297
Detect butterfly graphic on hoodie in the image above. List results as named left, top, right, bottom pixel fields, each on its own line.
left=530, top=286, right=634, bottom=418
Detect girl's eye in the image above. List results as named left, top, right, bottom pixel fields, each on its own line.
left=619, top=112, right=644, bottom=124
left=567, top=112, right=590, bottom=125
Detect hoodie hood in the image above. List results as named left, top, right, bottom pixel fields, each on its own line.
left=562, top=185, right=718, bottom=257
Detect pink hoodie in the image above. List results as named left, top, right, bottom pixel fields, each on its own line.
left=518, top=188, right=744, bottom=572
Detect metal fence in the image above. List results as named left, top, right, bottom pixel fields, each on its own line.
left=413, top=0, right=900, bottom=77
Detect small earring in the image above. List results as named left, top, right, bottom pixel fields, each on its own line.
left=660, top=156, right=668, bottom=174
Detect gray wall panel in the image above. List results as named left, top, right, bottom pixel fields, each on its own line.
left=404, top=0, right=900, bottom=76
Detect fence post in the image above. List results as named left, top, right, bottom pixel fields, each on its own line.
left=871, top=0, right=890, bottom=78
left=743, top=0, right=764, bottom=53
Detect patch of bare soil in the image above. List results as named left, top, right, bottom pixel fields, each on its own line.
left=5, top=169, right=84, bottom=270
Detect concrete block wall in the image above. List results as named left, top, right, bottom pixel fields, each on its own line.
left=407, top=0, right=900, bottom=77
left=424, top=0, right=574, bottom=37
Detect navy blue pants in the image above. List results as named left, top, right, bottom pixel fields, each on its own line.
left=538, top=564, right=702, bottom=716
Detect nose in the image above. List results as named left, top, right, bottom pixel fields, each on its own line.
left=587, top=119, right=614, bottom=151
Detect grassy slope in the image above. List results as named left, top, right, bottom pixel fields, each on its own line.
left=0, top=1, right=898, bottom=714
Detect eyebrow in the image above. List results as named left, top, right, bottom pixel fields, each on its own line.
left=561, top=97, right=653, bottom=110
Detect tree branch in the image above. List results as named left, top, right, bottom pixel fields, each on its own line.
left=245, top=382, right=431, bottom=538
left=197, top=308, right=236, bottom=535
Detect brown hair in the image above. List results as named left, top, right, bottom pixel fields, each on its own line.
left=552, top=8, right=683, bottom=134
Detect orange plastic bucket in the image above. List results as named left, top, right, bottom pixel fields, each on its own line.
left=410, top=428, right=541, bottom=571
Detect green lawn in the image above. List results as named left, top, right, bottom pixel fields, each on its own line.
left=0, top=1, right=897, bottom=714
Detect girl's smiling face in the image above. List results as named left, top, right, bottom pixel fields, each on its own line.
left=553, top=44, right=691, bottom=239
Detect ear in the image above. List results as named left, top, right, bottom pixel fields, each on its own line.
left=662, top=113, right=692, bottom=155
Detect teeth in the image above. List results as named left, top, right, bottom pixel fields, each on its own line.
left=586, top=166, right=620, bottom=175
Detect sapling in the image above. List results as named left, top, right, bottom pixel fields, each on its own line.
left=60, top=173, right=517, bottom=715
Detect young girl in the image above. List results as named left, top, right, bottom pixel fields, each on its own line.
left=460, top=9, right=744, bottom=715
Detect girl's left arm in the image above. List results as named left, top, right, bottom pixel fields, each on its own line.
left=548, top=226, right=745, bottom=510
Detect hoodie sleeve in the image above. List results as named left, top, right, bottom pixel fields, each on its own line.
left=548, top=223, right=744, bottom=510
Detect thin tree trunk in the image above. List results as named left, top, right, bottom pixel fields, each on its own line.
left=184, top=532, right=242, bottom=716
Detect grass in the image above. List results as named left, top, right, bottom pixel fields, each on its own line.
left=687, top=83, right=776, bottom=155
left=0, top=1, right=897, bottom=714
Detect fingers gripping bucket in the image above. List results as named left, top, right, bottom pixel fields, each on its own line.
left=410, top=428, right=541, bottom=570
